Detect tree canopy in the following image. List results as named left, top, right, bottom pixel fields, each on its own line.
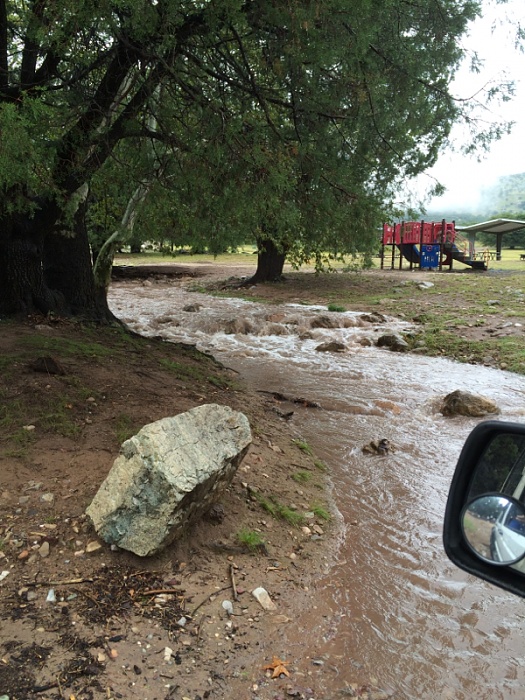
left=0, top=0, right=514, bottom=318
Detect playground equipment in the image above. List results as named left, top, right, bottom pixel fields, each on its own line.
left=381, top=220, right=487, bottom=271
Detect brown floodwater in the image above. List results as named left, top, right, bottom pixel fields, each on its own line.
left=110, top=281, right=525, bottom=699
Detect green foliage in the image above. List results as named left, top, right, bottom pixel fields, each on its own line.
left=251, top=491, right=305, bottom=526
left=1, top=0, right=519, bottom=316
left=292, top=439, right=314, bottom=456
left=313, top=459, right=328, bottom=472
left=19, top=336, right=114, bottom=359
left=160, top=358, right=207, bottom=382
left=327, top=303, right=346, bottom=313
left=38, top=400, right=81, bottom=439
left=236, top=528, right=266, bottom=552
left=291, top=470, right=313, bottom=484
left=159, top=357, right=234, bottom=388
left=310, top=504, right=332, bottom=522
left=114, top=414, right=137, bottom=445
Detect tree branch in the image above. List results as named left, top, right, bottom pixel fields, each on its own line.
left=20, top=0, right=47, bottom=87
left=0, top=0, right=8, bottom=90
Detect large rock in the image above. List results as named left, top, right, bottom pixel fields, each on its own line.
left=85, top=404, right=251, bottom=556
left=440, top=390, right=499, bottom=417
left=376, top=333, right=410, bottom=352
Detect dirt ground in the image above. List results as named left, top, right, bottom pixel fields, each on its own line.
left=1, top=262, right=391, bottom=700
left=2, top=261, right=519, bottom=700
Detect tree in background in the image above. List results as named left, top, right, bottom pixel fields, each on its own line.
left=0, top=0, right=514, bottom=318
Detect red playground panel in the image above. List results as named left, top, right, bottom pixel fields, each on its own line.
left=382, top=221, right=456, bottom=245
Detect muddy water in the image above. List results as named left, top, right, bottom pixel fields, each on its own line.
left=110, top=282, right=525, bottom=699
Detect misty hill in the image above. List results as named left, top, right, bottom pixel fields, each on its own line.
left=481, top=172, right=525, bottom=217
left=426, top=172, right=525, bottom=225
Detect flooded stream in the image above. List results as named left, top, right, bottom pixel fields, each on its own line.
left=110, top=281, right=525, bottom=699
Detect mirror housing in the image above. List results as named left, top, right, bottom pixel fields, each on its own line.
left=444, top=420, right=525, bottom=598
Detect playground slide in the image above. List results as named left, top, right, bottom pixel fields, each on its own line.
left=399, top=243, right=421, bottom=263
left=398, top=243, right=486, bottom=270
left=448, top=243, right=487, bottom=270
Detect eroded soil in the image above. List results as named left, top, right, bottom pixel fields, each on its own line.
left=3, top=260, right=521, bottom=700
left=0, top=266, right=347, bottom=700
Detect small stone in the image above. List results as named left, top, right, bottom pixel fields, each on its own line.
left=86, top=540, right=102, bottom=554
left=109, top=648, right=118, bottom=659
left=222, top=600, right=233, bottom=616
left=38, top=541, right=50, bottom=558
left=252, top=586, right=277, bottom=611
left=40, top=493, right=55, bottom=504
left=46, top=589, right=56, bottom=603
left=18, top=549, right=30, bottom=560
left=22, top=424, right=36, bottom=431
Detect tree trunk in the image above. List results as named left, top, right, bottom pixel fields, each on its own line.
left=0, top=198, right=115, bottom=321
left=245, top=237, right=288, bottom=284
left=43, top=199, right=115, bottom=321
left=0, top=205, right=64, bottom=315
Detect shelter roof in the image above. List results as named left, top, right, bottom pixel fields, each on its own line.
left=456, top=218, right=525, bottom=235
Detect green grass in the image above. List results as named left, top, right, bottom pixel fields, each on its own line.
left=160, top=358, right=238, bottom=389
left=236, top=528, right=266, bottom=552
left=292, top=438, right=314, bottom=456
left=251, top=491, right=306, bottom=526
left=114, top=414, right=137, bottom=444
left=310, top=503, right=331, bottom=521
left=37, top=399, right=82, bottom=438
left=0, top=355, right=14, bottom=373
left=291, top=470, right=312, bottom=484
left=0, top=390, right=81, bottom=446
left=327, top=303, right=346, bottom=312
left=19, top=335, right=116, bottom=360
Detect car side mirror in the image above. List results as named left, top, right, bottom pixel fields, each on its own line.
left=444, top=420, right=525, bottom=597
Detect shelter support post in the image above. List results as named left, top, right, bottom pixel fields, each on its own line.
left=496, top=233, right=503, bottom=261
left=468, top=233, right=476, bottom=260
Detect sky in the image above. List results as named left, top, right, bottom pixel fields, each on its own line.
left=424, top=0, right=525, bottom=211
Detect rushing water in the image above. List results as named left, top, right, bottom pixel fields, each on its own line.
left=110, top=280, right=525, bottom=699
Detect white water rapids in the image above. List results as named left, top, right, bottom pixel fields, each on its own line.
left=110, top=280, right=525, bottom=699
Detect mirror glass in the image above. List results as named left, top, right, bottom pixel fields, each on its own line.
left=462, top=495, right=525, bottom=565
left=467, top=432, right=525, bottom=501
left=463, top=431, right=525, bottom=570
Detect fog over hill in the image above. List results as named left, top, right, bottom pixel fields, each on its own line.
left=424, top=172, right=525, bottom=226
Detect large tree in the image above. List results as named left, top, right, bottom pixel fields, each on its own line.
left=0, top=0, right=512, bottom=318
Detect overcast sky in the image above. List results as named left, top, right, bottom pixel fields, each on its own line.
left=425, top=0, right=524, bottom=210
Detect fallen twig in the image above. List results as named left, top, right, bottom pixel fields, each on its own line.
left=191, top=585, right=230, bottom=616
left=27, top=576, right=98, bottom=587
left=229, top=564, right=239, bottom=602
